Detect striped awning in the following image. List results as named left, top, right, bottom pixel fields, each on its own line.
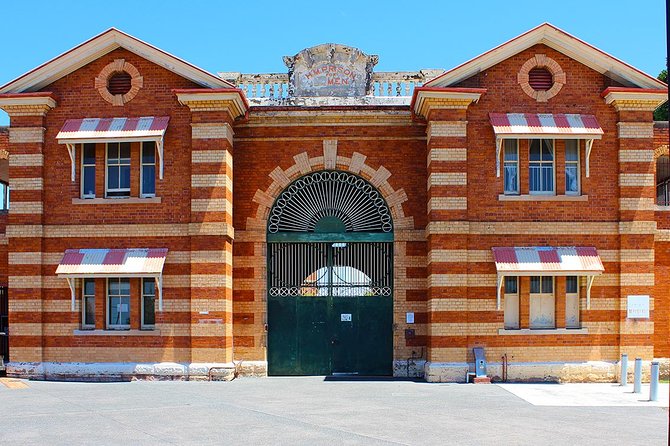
left=56, top=248, right=168, bottom=278
left=56, top=116, right=169, bottom=144
left=491, top=247, right=604, bottom=276
left=489, top=113, right=603, bottom=139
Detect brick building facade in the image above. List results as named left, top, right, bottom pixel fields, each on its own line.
left=0, top=23, right=667, bottom=381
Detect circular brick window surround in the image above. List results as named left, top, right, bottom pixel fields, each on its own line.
left=517, top=54, right=566, bottom=102
left=95, top=59, right=143, bottom=106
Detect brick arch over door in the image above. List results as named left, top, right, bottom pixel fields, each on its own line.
left=654, top=145, right=669, bottom=159
left=247, top=139, right=413, bottom=233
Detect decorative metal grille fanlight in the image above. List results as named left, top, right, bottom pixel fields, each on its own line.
left=268, top=170, right=393, bottom=234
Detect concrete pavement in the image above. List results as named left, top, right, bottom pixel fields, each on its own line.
left=0, top=377, right=667, bottom=445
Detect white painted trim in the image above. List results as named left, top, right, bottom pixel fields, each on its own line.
left=585, top=139, right=594, bottom=178
left=0, top=28, right=232, bottom=93
left=425, top=23, right=666, bottom=89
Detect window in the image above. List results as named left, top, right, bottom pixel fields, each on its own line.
left=657, top=154, right=670, bottom=206
left=503, top=140, right=519, bottom=194
left=106, top=142, right=131, bottom=198
left=529, top=276, right=554, bottom=328
left=565, top=276, right=580, bottom=328
left=107, top=278, right=130, bottom=329
left=529, top=139, right=554, bottom=194
left=503, top=277, right=519, bottom=329
left=140, top=142, right=156, bottom=198
left=565, top=140, right=580, bottom=195
left=0, top=181, right=8, bottom=211
left=141, top=278, right=155, bottom=329
left=82, top=278, right=96, bottom=329
left=81, top=143, right=96, bottom=198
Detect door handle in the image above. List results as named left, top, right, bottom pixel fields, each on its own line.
left=330, top=338, right=339, bottom=345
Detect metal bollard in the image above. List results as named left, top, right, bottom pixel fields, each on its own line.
left=633, top=358, right=642, bottom=393
left=649, top=361, right=659, bottom=402
left=620, top=354, right=628, bottom=386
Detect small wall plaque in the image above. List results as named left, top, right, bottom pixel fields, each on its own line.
left=627, top=295, right=650, bottom=319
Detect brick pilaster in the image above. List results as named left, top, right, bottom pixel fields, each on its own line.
left=176, top=89, right=247, bottom=364
left=413, top=88, right=484, bottom=381
left=603, top=88, right=666, bottom=361
left=0, top=93, right=56, bottom=364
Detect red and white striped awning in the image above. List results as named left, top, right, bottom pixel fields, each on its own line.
left=57, top=248, right=168, bottom=312
left=56, top=117, right=170, bottom=144
left=56, top=248, right=168, bottom=278
left=57, top=117, right=169, bottom=181
left=492, top=246, right=604, bottom=276
left=489, top=113, right=603, bottom=139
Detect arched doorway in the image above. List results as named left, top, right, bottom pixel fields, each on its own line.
left=267, top=170, right=394, bottom=376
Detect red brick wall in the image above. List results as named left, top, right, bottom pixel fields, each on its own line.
left=0, top=127, right=7, bottom=286
left=654, top=122, right=669, bottom=357
left=9, top=48, right=207, bottom=362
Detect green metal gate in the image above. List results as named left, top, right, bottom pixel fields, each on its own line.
left=266, top=170, right=394, bottom=376
left=267, top=242, right=393, bottom=376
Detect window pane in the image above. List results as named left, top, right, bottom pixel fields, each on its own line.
left=84, top=278, right=95, bottom=295
left=566, top=294, right=580, bottom=328
left=84, top=296, right=95, bottom=326
left=505, top=277, right=518, bottom=294
left=529, top=164, right=540, bottom=192
left=565, top=140, right=579, bottom=161
left=83, top=144, right=96, bottom=164
left=109, top=279, right=120, bottom=295
left=143, top=279, right=155, bottom=296
left=530, top=276, right=541, bottom=293
left=120, top=165, right=131, bottom=189
left=107, top=166, right=119, bottom=189
left=504, top=140, right=517, bottom=161
left=119, top=279, right=130, bottom=294
left=541, top=165, right=554, bottom=192
left=83, top=166, right=95, bottom=196
left=119, top=142, right=131, bottom=162
left=529, top=140, right=541, bottom=161
left=142, top=165, right=155, bottom=195
left=143, top=295, right=155, bottom=326
left=541, top=140, right=553, bottom=160
left=566, top=165, right=578, bottom=192
left=107, top=143, right=119, bottom=160
left=542, top=276, right=553, bottom=293
left=142, top=142, right=155, bottom=163
left=504, top=164, right=518, bottom=193
left=566, top=276, right=578, bottom=293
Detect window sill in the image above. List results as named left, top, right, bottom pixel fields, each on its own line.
left=498, top=328, right=588, bottom=335
left=498, top=194, right=588, bottom=202
left=72, top=197, right=161, bottom=205
left=73, top=329, right=160, bottom=336
left=656, top=205, right=670, bottom=211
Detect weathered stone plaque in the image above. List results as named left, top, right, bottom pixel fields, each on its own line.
left=283, top=44, right=378, bottom=97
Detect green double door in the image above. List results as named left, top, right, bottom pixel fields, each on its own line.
left=267, top=242, right=393, bottom=376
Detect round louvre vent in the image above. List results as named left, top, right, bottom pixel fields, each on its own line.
left=107, top=71, right=132, bottom=95
left=528, top=67, right=553, bottom=91
left=518, top=55, right=565, bottom=102
left=95, top=59, right=143, bottom=106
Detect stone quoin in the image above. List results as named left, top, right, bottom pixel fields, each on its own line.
left=0, top=23, right=667, bottom=382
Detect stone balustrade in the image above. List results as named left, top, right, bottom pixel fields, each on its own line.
left=219, top=70, right=445, bottom=100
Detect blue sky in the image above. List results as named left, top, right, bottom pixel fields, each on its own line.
left=0, top=0, right=666, bottom=125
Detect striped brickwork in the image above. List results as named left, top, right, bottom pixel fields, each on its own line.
left=424, top=105, right=472, bottom=366
left=187, top=111, right=236, bottom=364
left=611, top=101, right=658, bottom=361
left=235, top=132, right=425, bottom=370
left=3, top=98, right=52, bottom=364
